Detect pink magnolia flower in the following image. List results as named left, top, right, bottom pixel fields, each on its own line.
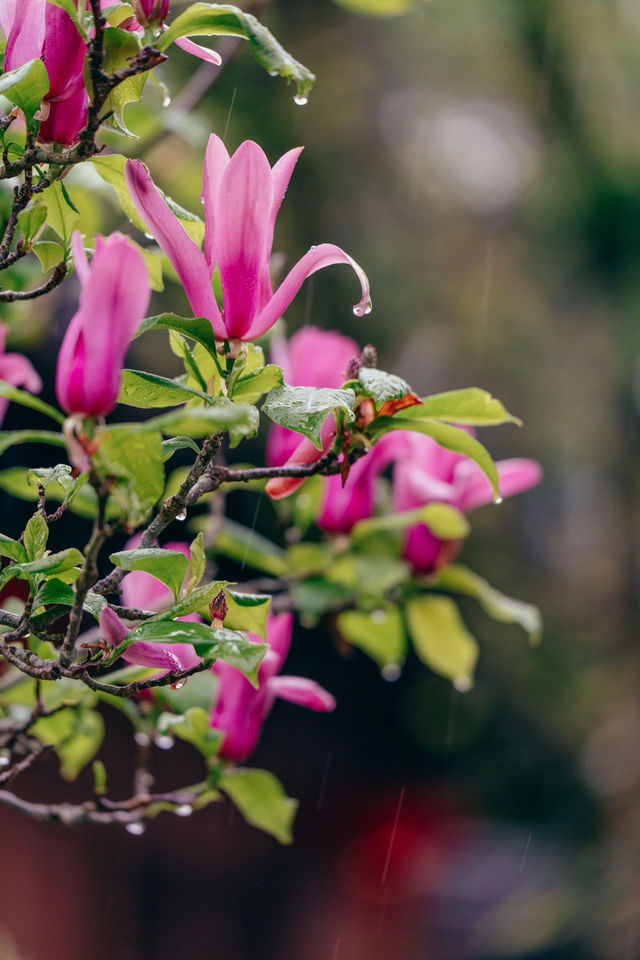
left=392, top=431, right=542, bottom=572
left=0, top=324, right=42, bottom=427
left=125, top=137, right=371, bottom=343
left=211, top=611, right=335, bottom=762
left=102, top=0, right=222, bottom=64
left=99, top=605, right=185, bottom=673
left=119, top=536, right=200, bottom=670
left=0, top=0, right=88, bottom=145
left=55, top=232, right=150, bottom=417
left=265, top=326, right=359, bottom=500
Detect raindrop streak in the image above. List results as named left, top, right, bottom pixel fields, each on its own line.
left=474, top=238, right=494, bottom=372
left=332, top=936, right=342, bottom=960
left=304, top=275, right=315, bottom=327
left=126, top=821, right=145, bottom=836
left=317, top=750, right=333, bottom=812
left=223, top=87, right=238, bottom=143
left=240, top=491, right=264, bottom=571
left=381, top=786, right=405, bottom=884
left=519, top=830, right=533, bottom=874
left=293, top=94, right=308, bottom=106
left=536, top=12, right=558, bottom=117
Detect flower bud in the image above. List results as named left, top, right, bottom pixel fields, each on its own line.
left=209, top=590, right=228, bottom=627
left=132, top=0, right=170, bottom=26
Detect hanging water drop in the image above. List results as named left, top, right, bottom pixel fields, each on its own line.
left=382, top=664, right=401, bottom=682
left=495, top=496, right=503, bottom=505
left=175, top=804, right=193, bottom=818
left=353, top=297, right=373, bottom=317
left=171, top=678, right=187, bottom=691
left=155, top=734, right=174, bottom=750
left=125, top=821, right=146, bottom=836
left=176, top=510, right=187, bottom=522
left=453, top=675, right=472, bottom=693
left=134, top=731, right=150, bottom=747
left=293, top=94, right=308, bottom=106
left=0, top=752, right=10, bottom=767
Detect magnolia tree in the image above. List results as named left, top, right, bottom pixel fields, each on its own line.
left=0, top=0, right=541, bottom=842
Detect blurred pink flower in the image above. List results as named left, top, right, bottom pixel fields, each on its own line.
left=265, top=326, right=359, bottom=500
left=55, top=232, right=150, bottom=417
left=0, top=0, right=88, bottom=145
left=0, top=324, right=42, bottom=427
left=125, top=137, right=370, bottom=342
left=211, top=611, right=335, bottom=762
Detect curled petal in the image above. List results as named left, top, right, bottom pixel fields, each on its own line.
left=269, top=675, right=336, bottom=712
left=125, top=160, right=226, bottom=338
left=123, top=641, right=183, bottom=671
left=258, top=146, right=303, bottom=306
left=201, top=134, right=230, bottom=273
left=99, top=606, right=129, bottom=648
left=175, top=37, right=222, bottom=65
left=455, top=457, right=543, bottom=513
left=249, top=243, right=371, bottom=341
left=265, top=430, right=334, bottom=501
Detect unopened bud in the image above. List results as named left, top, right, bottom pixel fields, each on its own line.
left=345, top=355, right=361, bottom=380
left=356, top=397, right=376, bottom=428
left=132, top=0, right=170, bottom=25
left=360, top=344, right=377, bottom=368
left=209, top=590, right=228, bottom=627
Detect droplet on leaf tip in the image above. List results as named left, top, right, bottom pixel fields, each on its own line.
left=125, top=821, right=146, bottom=836
left=382, top=664, right=401, bottom=682
left=453, top=675, right=472, bottom=693
left=134, top=731, right=150, bottom=747
left=155, top=734, right=175, bottom=750
left=175, top=804, right=193, bottom=818
left=293, top=94, right=308, bottom=106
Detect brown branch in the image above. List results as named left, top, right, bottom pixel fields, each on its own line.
left=0, top=261, right=67, bottom=302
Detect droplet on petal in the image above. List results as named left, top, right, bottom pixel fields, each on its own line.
left=353, top=297, right=373, bottom=317
left=495, top=496, right=504, bottom=505
left=126, top=821, right=146, bottom=836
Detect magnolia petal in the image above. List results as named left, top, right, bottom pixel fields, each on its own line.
left=265, top=431, right=334, bottom=500
left=269, top=675, right=336, bottom=712
left=71, top=230, right=89, bottom=285
left=201, top=133, right=230, bottom=274
left=258, top=146, right=303, bottom=306
left=216, top=140, right=273, bottom=338
left=2, top=0, right=46, bottom=73
left=99, top=606, right=129, bottom=648
left=123, top=640, right=183, bottom=671
left=455, top=457, right=542, bottom=513
left=249, top=243, right=371, bottom=341
left=125, top=159, right=226, bottom=338
left=175, top=37, right=222, bottom=65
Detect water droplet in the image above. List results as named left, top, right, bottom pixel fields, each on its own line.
left=353, top=297, right=373, bottom=317
left=134, top=731, right=150, bottom=747
left=155, top=734, right=174, bottom=750
left=293, top=94, right=308, bottom=106
left=171, top=679, right=187, bottom=691
left=125, top=821, right=145, bottom=836
left=176, top=510, right=187, bottom=521
left=268, top=71, right=277, bottom=77
left=0, top=753, right=11, bottom=767
left=453, top=675, right=472, bottom=693
left=175, top=804, right=193, bottom=818
left=495, top=496, right=503, bottom=505
left=382, top=664, right=401, bottom=682
left=370, top=609, right=387, bottom=624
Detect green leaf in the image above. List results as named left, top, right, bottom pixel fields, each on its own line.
left=23, top=514, right=48, bottom=561
left=18, top=204, right=47, bottom=244
left=32, top=240, right=64, bottom=272
left=102, top=26, right=144, bottom=137
left=290, top=577, right=351, bottom=618
left=337, top=605, right=407, bottom=672
left=88, top=154, right=148, bottom=232
left=0, top=59, right=49, bottom=119
left=231, top=364, right=283, bottom=403
left=109, top=547, right=189, bottom=600
left=32, top=708, right=104, bottom=781
left=36, top=182, right=79, bottom=246
left=428, top=564, right=542, bottom=645
left=118, top=369, right=214, bottom=408
left=0, top=534, right=27, bottom=563
left=370, top=418, right=500, bottom=500
left=160, top=706, right=222, bottom=759
left=146, top=578, right=229, bottom=622
left=143, top=401, right=259, bottom=440
left=262, top=384, right=355, bottom=449
left=0, top=383, right=64, bottom=425
left=219, top=767, right=298, bottom=844
left=332, top=0, right=412, bottom=15
left=0, top=430, right=65, bottom=457
left=403, top=388, right=521, bottom=427
left=224, top=590, right=271, bottom=640
left=161, top=436, right=201, bottom=460
left=136, top=313, right=220, bottom=363
left=186, top=532, right=206, bottom=594
left=352, top=502, right=470, bottom=544
left=114, top=621, right=267, bottom=684
left=98, top=426, right=165, bottom=521
left=405, top=595, right=478, bottom=689
left=357, top=367, right=411, bottom=406
left=0, top=548, right=84, bottom=590
left=202, top=517, right=287, bottom=576
left=28, top=464, right=86, bottom=505
left=157, top=3, right=315, bottom=102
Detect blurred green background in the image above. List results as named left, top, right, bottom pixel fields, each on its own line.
left=2, top=1, right=640, bottom=957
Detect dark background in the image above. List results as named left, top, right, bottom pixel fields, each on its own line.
left=1, top=0, right=639, bottom=957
